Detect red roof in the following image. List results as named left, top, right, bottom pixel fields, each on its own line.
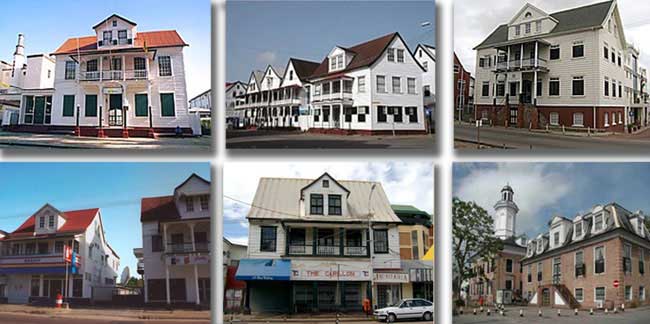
left=140, top=195, right=180, bottom=222
left=5, top=208, right=99, bottom=239
left=52, top=30, right=188, bottom=55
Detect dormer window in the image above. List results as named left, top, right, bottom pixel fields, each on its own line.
left=536, top=21, right=542, bottom=33
left=118, top=30, right=128, bottom=45
left=553, top=232, right=560, bottom=246
left=527, top=244, right=534, bottom=256
left=39, top=216, right=45, bottom=229
left=322, top=180, right=329, bottom=188
left=397, top=49, right=405, bottom=63
left=200, top=195, right=209, bottom=211
left=594, top=213, right=604, bottom=231
left=328, top=194, right=342, bottom=215
left=266, top=77, right=273, bottom=88
left=112, top=20, right=117, bottom=27
left=185, top=196, right=194, bottom=212
left=103, top=31, right=112, bottom=44
left=515, top=25, right=521, bottom=36
left=575, top=221, right=583, bottom=237
left=310, top=194, right=324, bottom=215
left=48, top=215, right=55, bottom=228
left=536, top=239, right=543, bottom=253
left=289, top=71, right=294, bottom=80
left=525, top=23, right=531, bottom=34
left=387, top=48, right=395, bottom=62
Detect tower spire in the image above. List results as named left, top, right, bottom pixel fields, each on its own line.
left=494, top=184, right=519, bottom=239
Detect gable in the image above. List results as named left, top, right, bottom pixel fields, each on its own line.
left=174, top=173, right=210, bottom=197
left=508, top=3, right=550, bottom=25
left=300, top=173, right=350, bottom=199
left=280, top=60, right=300, bottom=88
left=93, top=14, right=137, bottom=30
left=260, top=65, right=283, bottom=90
left=247, top=71, right=261, bottom=93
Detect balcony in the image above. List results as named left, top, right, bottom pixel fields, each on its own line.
left=79, top=69, right=148, bottom=81
left=313, top=91, right=353, bottom=103
left=0, top=252, right=81, bottom=268
left=287, top=243, right=369, bottom=257
left=165, top=241, right=210, bottom=254
left=495, top=59, right=548, bottom=72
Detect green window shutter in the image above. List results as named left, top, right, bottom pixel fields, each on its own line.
left=135, top=94, right=148, bottom=117
left=85, top=95, right=97, bottom=117
left=160, top=93, right=175, bottom=117
left=63, top=95, right=75, bottom=117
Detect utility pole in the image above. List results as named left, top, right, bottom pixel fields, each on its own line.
left=368, top=184, right=376, bottom=310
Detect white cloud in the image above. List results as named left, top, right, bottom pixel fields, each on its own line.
left=454, top=163, right=572, bottom=235
left=256, top=50, right=277, bottom=66
left=223, top=162, right=434, bottom=237
left=454, top=0, right=650, bottom=74
left=226, top=235, right=249, bottom=246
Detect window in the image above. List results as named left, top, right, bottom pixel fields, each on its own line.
left=260, top=226, right=277, bottom=252
left=63, top=95, right=75, bottom=117
left=134, top=57, right=146, bottom=72
left=515, top=25, right=520, bottom=36
left=103, top=31, right=112, bottom=44
left=505, top=280, right=513, bottom=290
left=407, top=78, right=416, bottom=94
left=406, top=107, right=418, bottom=123
left=550, top=46, right=560, bottom=60
left=200, top=195, right=209, bottom=211
left=358, top=76, right=365, bottom=93
left=151, top=235, right=163, bottom=252
left=605, top=113, right=609, bottom=126
left=289, top=71, right=293, bottom=80
left=423, top=61, right=428, bottom=71
left=572, top=76, right=584, bottom=96
left=392, top=77, right=401, bottom=93
left=411, top=231, right=419, bottom=258
left=575, top=288, right=584, bottom=302
left=322, top=82, right=330, bottom=95
left=65, top=61, right=76, bottom=80
left=624, top=244, right=632, bottom=274
left=594, top=213, right=604, bottom=230
left=358, top=106, right=367, bottom=122
left=604, top=46, right=609, bottom=60
left=611, top=48, right=616, bottom=63
left=118, top=30, right=127, bottom=41
left=85, top=94, right=97, bottom=117
left=536, top=21, right=542, bottom=32
left=549, top=112, right=559, bottom=126
left=397, top=49, right=405, bottom=63
left=377, top=76, right=386, bottom=93
left=573, top=113, right=584, bottom=127
left=506, top=259, right=513, bottom=273
left=482, top=82, right=490, bottom=97
left=135, top=94, right=148, bottom=117
left=39, top=216, right=45, bottom=228
left=160, top=93, right=175, bottom=117
left=575, top=221, right=583, bottom=237
left=640, top=249, right=645, bottom=275
left=310, top=194, right=324, bottom=215
left=328, top=194, right=342, bottom=215
left=537, top=261, right=543, bottom=281
left=393, top=107, right=403, bottom=122
left=572, top=42, right=584, bottom=58
left=525, top=23, right=531, bottom=34
left=387, top=48, right=395, bottom=62
left=553, top=232, right=560, bottom=246
left=641, top=286, right=646, bottom=301
left=604, top=78, right=610, bottom=96
left=496, top=82, right=505, bottom=97
left=625, top=286, right=632, bottom=301
left=595, top=287, right=605, bottom=301
left=575, top=250, right=585, bottom=277
left=322, top=180, right=329, bottom=188
left=374, top=229, right=388, bottom=253
left=330, top=57, right=336, bottom=70
left=377, top=106, right=387, bottom=123
left=48, top=215, right=55, bottom=228
left=185, top=196, right=194, bottom=212
left=158, top=56, right=172, bottom=77
left=595, top=246, right=605, bottom=274
left=549, top=78, right=560, bottom=96
left=527, top=265, right=532, bottom=282
left=55, top=241, right=64, bottom=254
left=30, top=278, right=40, bottom=297
left=38, top=242, right=48, bottom=255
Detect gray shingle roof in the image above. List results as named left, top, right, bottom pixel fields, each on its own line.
left=475, top=1, right=614, bottom=49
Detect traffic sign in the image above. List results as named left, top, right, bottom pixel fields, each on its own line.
left=614, top=280, right=620, bottom=288
left=63, top=245, right=72, bottom=263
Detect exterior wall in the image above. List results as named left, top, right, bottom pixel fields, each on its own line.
left=174, top=176, right=211, bottom=220
left=24, top=56, right=55, bottom=89
left=468, top=249, right=525, bottom=305
left=454, top=54, right=472, bottom=119
left=93, top=18, right=136, bottom=46
left=398, top=224, right=432, bottom=260
left=247, top=220, right=286, bottom=259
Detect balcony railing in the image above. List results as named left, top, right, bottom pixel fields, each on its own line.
left=313, top=91, right=353, bottom=102
left=287, top=244, right=369, bottom=257
left=79, top=69, right=148, bottom=81
left=166, top=242, right=210, bottom=254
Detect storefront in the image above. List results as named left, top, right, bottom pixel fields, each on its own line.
left=236, top=259, right=292, bottom=313
left=402, top=260, right=433, bottom=301
left=373, top=271, right=409, bottom=308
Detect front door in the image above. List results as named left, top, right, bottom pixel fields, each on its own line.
left=541, top=288, right=551, bottom=306
left=522, top=80, right=532, bottom=103
left=34, top=97, right=45, bottom=124
left=510, top=107, right=518, bottom=126
left=332, top=105, right=341, bottom=128
left=198, top=278, right=210, bottom=305
left=109, top=94, right=123, bottom=126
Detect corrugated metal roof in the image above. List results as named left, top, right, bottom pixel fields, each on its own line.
left=248, top=177, right=401, bottom=223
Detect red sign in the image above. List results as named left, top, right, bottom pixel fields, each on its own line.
left=63, top=246, right=72, bottom=263
left=614, top=280, right=620, bottom=288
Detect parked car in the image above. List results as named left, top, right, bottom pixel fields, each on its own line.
left=374, top=298, right=434, bottom=322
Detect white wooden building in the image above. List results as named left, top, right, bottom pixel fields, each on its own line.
left=235, top=173, right=404, bottom=313
left=139, top=174, right=211, bottom=306
left=0, top=204, right=120, bottom=305
left=13, top=14, right=191, bottom=138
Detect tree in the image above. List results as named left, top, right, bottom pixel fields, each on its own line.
left=452, top=197, right=503, bottom=305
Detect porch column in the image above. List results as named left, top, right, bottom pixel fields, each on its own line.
left=194, top=264, right=200, bottom=305
left=190, top=223, right=196, bottom=251
left=534, top=41, right=539, bottom=68
left=507, top=47, right=510, bottom=70
left=165, top=266, right=171, bottom=305
left=99, top=56, right=103, bottom=82
left=122, top=55, right=126, bottom=81
left=39, top=274, right=44, bottom=297
left=520, top=43, right=524, bottom=68
left=534, top=70, right=538, bottom=102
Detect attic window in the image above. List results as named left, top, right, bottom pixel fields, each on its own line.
left=525, top=12, right=532, bottom=18
left=112, top=20, right=117, bottom=27
left=48, top=215, right=55, bottom=228
left=536, top=239, right=543, bottom=253
left=594, top=213, right=604, bottom=231
left=323, top=180, right=329, bottom=188
left=39, top=216, right=45, bottom=229
left=575, top=221, right=583, bottom=237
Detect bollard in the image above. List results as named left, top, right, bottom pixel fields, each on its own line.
left=538, top=309, right=542, bottom=317
left=473, top=308, right=477, bottom=315
left=460, top=307, right=464, bottom=315
left=574, top=308, right=578, bottom=316
left=589, top=308, right=593, bottom=315
left=487, top=308, right=491, bottom=316
left=621, top=303, right=625, bottom=312
left=605, top=308, right=609, bottom=315
left=480, top=306, right=484, bottom=313
left=557, top=309, right=561, bottom=316
left=500, top=310, right=504, bottom=316
left=614, top=307, right=618, bottom=314
left=519, top=309, right=523, bottom=317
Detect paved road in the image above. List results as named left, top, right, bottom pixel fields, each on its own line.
left=0, top=312, right=210, bottom=323
left=226, top=130, right=435, bottom=150
left=455, top=123, right=650, bottom=150
left=455, top=306, right=650, bottom=323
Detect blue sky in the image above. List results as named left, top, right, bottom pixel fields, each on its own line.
left=453, top=163, right=650, bottom=239
left=0, top=0, right=210, bottom=98
left=0, top=163, right=210, bottom=278
left=227, top=0, right=436, bottom=82
left=223, top=162, right=434, bottom=245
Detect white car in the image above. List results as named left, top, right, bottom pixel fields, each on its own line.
left=374, top=298, right=434, bottom=322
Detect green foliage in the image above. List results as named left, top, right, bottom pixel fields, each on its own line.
left=125, top=277, right=143, bottom=288
left=452, top=197, right=503, bottom=300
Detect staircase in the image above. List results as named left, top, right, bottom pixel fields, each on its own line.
left=554, top=284, right=581, bottom=309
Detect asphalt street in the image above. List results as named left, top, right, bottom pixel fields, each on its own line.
left=454, top=306, right=650, bottom=323
left=455, top=123, right=650, bottom=150
left=0, top=312, right=210, bottom=323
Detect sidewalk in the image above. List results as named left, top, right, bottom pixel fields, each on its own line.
left=0, top=304, right=210, bottom=321
left=225, top=313, right=376, bottom=323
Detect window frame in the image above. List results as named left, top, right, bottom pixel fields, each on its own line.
left=327, top=194, right=342, bottom=215
left=260, top=226, right=277, bottom=252
left=310, top=194, right=324, bottom=215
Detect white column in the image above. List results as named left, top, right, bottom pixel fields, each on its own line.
left=507, top=47, right=510, bottom=70
left=534, top=42, right=539, bottom=68
left=520, top=43, right=524, bottom=68
left=99, top=56, right=103, bottom=82
left=39, top=274, right=44, bottom=297
left=190, top=223, right=196, bottom=251
left=122, top=55, right=126, bottom=81
left=194, top=264, right=200, bottom=305
left=534, top=70, right=538, bottom=102
left=165, top=266, right=171, bottom=305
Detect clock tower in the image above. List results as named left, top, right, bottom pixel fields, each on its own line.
left=493, top=184, right=519, bottom=239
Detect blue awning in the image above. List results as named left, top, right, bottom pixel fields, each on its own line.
left=0, top=267, right=69, bottom=275
left=235, top=259, right=291, bottom=281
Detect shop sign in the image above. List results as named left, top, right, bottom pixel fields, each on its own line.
left=103, top=87, right=123, bottom=94
left=166, top=255, right=210, bottom=265
left=291, top=260, right=371, bottom=281
left=373, top=272, right=409, bottom=283
left=409, top=268, right=433, bottom=282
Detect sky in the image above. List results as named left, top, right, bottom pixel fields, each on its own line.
left=0, top=0, right=210, bottom=98
left=0, top=163, right=210, bottom=280
left=454, top=0, right=650, bottom=75
left=453, top=163, right=650, bottom=239
left=227, top=0, right=436, bottom=82
left=223, top=162, right=434, bottom=245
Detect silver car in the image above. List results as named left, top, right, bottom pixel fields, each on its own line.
left=374, top=298, right=434, bottom=322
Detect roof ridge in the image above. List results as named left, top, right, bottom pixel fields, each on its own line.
left=550, top=0, right=613, bottom=16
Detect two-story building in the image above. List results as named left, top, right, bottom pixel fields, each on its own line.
left=467, top=185, right=526, bottom=306
left=236, top=173, right=403, bottom=313
left=139, top=173, right=211, bottom=307
left=413, top=44, right=436, bottom=130
left=473, top=1, right=640, bottom=133
left=0, top=204, right=119, bottom=305
left=13, top=14, right=192, bottom=138
left=522, top=203, right=650, bottom=310
left=1, top=34, right=55, bottom=127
